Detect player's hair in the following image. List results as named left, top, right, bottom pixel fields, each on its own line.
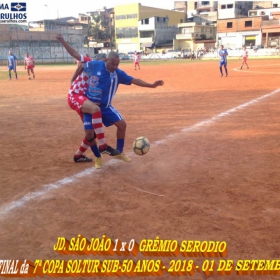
left=107, top=51, right=119, bottom=60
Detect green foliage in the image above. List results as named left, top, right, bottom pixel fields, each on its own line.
left=200, top=34, right=207, bottom=40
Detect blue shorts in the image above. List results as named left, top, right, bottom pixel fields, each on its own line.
left=220, top=61, right=227, bottom=67
left=101, top=105, right=123, bottom=127
left=8, top=66, right=16, bottom=71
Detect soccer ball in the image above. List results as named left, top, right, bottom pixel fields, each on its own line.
left=133, top=137, right=150, bottom=156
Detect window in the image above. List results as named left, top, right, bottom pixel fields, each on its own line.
left=180, top=19, right=183, bottom=23
left=116, top=15, right=126, bottom=20
left=127, top=13, right=137, bottom=19
left=202, top=1, right=209, bottom=5
left=221, top=5, right=226, bottom=9
left=141, top=19, right=149, bottom=24
left=245, top=21, right=252, bottom=27
left=194, top=2, right=197, bottom=9
left=273, top=4, right=278, bottom=7
left=227, top=22, right=232, bottom=28
left=163, top=18, right=166, bottom=22
left=157, top=17, right=160, bottom=21
left=227, top=4, right=233, bottom=8
left=116, top=27, right=138, bottom=38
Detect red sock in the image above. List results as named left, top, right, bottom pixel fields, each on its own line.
left=75, top=138, right=89, bottom=157
left=92, top=111, right=106, bottom=149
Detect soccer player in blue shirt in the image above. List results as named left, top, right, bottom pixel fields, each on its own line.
left=56, top=33, right=164, bottom=163
left=7, top=51, right=18, bottom=80
left=218, top=45, right=228, bottom=77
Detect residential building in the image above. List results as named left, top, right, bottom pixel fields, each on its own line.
left=174, top=22, right=216, bottom=50
left=86, top=7, right=115, bottom=49
left=114, top=3, right=185, bottom=52
left=217, top=16, right=263, bottom=48
left=218, top=1, right=253, bottom=19
left=138, top=16, right=178, bottom=50
left=253, top=1, right=280, bottom=8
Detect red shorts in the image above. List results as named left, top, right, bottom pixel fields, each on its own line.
left=243, top=57, right=247, bottom=62
left=135, top=61, right=139, bottom=65
left=26, top=66, right=34, bottom=70
left=68, top=93, right=88, bottom=121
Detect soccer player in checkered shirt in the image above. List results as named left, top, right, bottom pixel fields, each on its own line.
left=54, top=40, right=120, bottom=169
left=24, top=52, right=35, bottom=80
left=239, top=45, right=249, bottom=70
left=7, top=51, right=18, bottom=80
left=56, top=33, right=164, bottom=163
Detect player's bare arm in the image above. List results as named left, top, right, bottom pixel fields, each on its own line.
left=55, top=33, right=81, bottom=61
left=71, top=63, right=84, bottom=84
left=131, top=78, right=164, bottom=88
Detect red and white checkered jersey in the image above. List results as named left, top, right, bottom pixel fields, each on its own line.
left=242, top=50, right=248, bottom=58
left=24, top=56, right=34, bottom=67
left=68, top=55, right=92, bottom=95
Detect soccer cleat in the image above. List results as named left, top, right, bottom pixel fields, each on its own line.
left=240, top=67, right=242, bottom=70
left=114, top=153, right=132, bottom=162
left=73, top=155, right=93, bottom=163
left=28, top=77, right=31, bottom=80
left=99, top=145, right=121, bottom=156
left=33, top=75, right=35, bottom=79
left=220, top=74, right=223, bottom=77
left=95, top=157, right=102, bottom=169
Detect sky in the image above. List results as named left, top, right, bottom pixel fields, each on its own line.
left=25, top=0, right=175, bottom=22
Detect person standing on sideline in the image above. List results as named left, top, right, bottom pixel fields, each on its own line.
left=218, top=45, right=228, bottom=77
left=134, top=51, right=140, bottom=70
left=239, top=45, right=249, bottom=70
left=7, top=51, right=18, bottom=80
left=24, top=52, right=35, bottom=80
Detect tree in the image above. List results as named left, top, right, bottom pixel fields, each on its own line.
left=89, top=14, right=106, bottom=42
left=200, top=34, right=207, bottom=40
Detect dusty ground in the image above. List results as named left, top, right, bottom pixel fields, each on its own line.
left=0, top=58, right=280, bottom=279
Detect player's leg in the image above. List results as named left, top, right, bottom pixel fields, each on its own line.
left=81, top=100, right=120, bottom=156
left=73, top=113, right=102, bottom=168
left=31, top=68, right=35, bottom=78
left=8, top=68, right=12, bottom=80
left=244, top=58, right=249, bottom=69
left=27, top=69, right=31, bottom=80
left=101, top=106, right=131, bottom=162
left=13, top=67, right=18, bottom=80
left=219, top=62, right=223, bottom=77
left=224, top=64, right=228, bottom=77
left=240, top=59, right=244, bottom=70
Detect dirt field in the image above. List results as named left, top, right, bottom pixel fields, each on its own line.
left=0, top=58, right=280, bottom=279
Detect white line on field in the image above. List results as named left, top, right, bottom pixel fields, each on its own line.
left=0, top=88, right=280, bottom=219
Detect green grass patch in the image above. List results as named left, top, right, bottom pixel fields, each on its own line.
left=0, top=71, right=26, bottom=81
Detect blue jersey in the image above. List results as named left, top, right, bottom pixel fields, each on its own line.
left=7, top=55, right=17, bottom=68
left=219, top=49, right=228, bottom=62
left=83, top=60, right=133, bottom=108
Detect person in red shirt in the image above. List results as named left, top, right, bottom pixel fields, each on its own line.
left=134, top=51, right=140, bottom=70
left=239, top=46, right=249, bottom=70
left=24, top=52, right=35, bottom=80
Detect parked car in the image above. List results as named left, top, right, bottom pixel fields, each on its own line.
left=118, top=53, right=130, bottom=60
